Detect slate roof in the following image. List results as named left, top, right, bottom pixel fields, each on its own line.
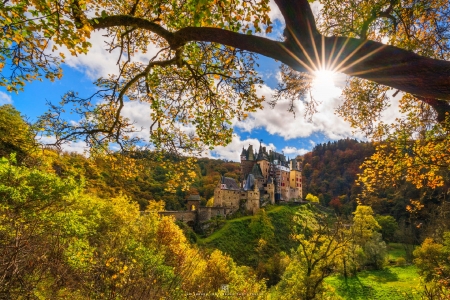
left=251, top=163, right=264, bottom=179
left=187, top=194, right=201, bottom=201
left=221, top=176, right=240, bottom=190
left=243, top=173, right=256, bottom=191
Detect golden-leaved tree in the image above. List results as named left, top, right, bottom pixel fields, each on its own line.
left=1, top=0, right=450, bottom=194
left=277, top=204, right=350, bottom=300
left=0, top=155, right=267, bottom=298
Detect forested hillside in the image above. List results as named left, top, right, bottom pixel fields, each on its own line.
left=32, top=151, right=240, bottom=211
left=0, top=105, right=240, bottom=212
left=302, top=139, right=450, bottom=239
left=4, top=104, right=450, bottom=298
left=302, top=139, right=375, bottom=214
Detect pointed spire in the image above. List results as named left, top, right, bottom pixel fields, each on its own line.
left=240, top=146, right=246, bottom=159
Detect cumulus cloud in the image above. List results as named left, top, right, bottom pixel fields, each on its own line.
left=120, top=100, right=153, bottom=141
left=61, top=30, right=161, bottom=79
left=282, top=146, right=309, bottom=157
left=268, top=0, right=284, bottom=24
left=234, top=70, right=404, bottom=142
left=37, top=135, right=89, bottom=154
left=235, top=80, right=363, bottom=140
left=120, top=100, right=199, bottom=144
left=0, top=92, right=12, bottom=105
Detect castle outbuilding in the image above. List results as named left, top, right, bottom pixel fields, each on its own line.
left=213, top=144, right=303, bottom=214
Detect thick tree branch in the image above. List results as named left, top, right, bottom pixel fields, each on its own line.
left=90, top=0, right=450, bottom=102
left=416, top=97, right=450, bottom=123
left=91, top=15, right=177, bottom=47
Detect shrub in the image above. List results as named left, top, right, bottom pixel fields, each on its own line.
left=396, top=257, right=406, bottom=267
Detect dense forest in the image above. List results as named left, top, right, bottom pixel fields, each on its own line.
left=302, top=139, right=375, bottom=214
left=302, top=138, right=450, bottom=245
left=3, top=104, right=450, bottom=299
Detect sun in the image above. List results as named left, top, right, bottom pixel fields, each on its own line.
left=309, top=69, right=341, bottom=101
left=312, top=69, right=336, bottom=91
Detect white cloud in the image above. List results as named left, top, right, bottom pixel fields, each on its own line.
left=120, top=100, right=153, bottom=141
left=0, top=92, right=12, bottom=105
left=234, top=69, right=405, bottom=142
left=268, top=0, right=284, bottom=24
left=282, top=146, right=309, bottom=156
left=61, top=30, right=162, bottom=79
left=37, top=135, right=88, bottom=154
left=235, top=81, right=363, bottom=140
left=310, top=1, right=323, bottom=17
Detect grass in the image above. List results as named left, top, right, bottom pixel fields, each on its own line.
left=325, top=265, right=422, bottom=299
left=197, top=207, right=425, bottom=299
left=387, top=243, right=408, bottom=260
left=197, top=205, right=300, bottom=267
left=325, top=243, right=422, bottom=299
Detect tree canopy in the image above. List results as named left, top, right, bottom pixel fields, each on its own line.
left=1, top=0, right=449, bottom=191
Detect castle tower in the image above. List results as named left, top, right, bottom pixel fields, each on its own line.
left=289, top=155, right=303, bottom=200
left=240, top=147, right=247, bottom=162
left=257, top=145, right=270, bottom=181
left=266, top=177, right=275, bottom=205
left=246, top=178, right=260, bottom=214
left=240, top=144, right=257, bottom=185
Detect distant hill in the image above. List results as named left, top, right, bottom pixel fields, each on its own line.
left=301, top=138, right=375, bottom=215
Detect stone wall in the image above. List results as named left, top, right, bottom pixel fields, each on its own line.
left=159, top=207, right=237, bottom=226
left=197, top=207, right=235, bottom=222
left=159, top=211, right=197, bottom=224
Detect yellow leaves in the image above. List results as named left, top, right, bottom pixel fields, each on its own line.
left=119, top=265, right=128, bottom=274
left=406, top=199, right=424, bottom=214
left=12, top=35, right=23, bottom=44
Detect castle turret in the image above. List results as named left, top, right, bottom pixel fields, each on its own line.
left=248, top=145, right=255, bottom=160
left=240, top=147, right=247, bottom=161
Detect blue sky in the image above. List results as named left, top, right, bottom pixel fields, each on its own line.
left=1, top=1, right=400, bottom=161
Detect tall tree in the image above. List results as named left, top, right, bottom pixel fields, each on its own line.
left=1, top=0, right=449, bottom=187
left=277, top=205, right=350, bottom=300
left=0, top=105, right=36, bottom=162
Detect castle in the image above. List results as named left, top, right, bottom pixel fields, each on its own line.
left=159, top=143, right=303, bottom=227
left=213, top=144, right=303, bottom=214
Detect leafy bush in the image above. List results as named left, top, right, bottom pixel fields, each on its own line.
left=396, top=257, right=406, bottom=267
left=0, top=156, right=267, bottom=298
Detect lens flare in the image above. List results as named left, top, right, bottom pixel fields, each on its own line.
left=312, top=69, right=336, bottom=91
